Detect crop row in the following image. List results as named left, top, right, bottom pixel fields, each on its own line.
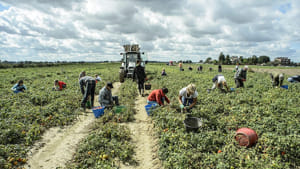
left=66, top=80, right=138, bottom=168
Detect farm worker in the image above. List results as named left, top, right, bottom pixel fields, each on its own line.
left=133, top=60, right=146, bottom=97
left=287, top=75, right=300, bottom=83
left=161, top=68, right=167, bottom=76
left=95, top=74, right=101, bottom=83
left=179, top=62, right=183, bottom=71
left=270, top=73, right=284, bottom=87
left=212, top=75, right=229, bottom=91
left=197, top=65, right=203, bottom=72
left=53, top=80, right=66, bottom=91
left=234, top=66, right=248, bottom=88
left=79, top=76, right=96, bottom=111
left=11, top=80, right=27, bottom=93
left=147, top=88, right=170, bottom=106
left=218, top=65, right=222, bottom=72
left=178, top=84, right=198, bottom=110
left=99, top=82, right=119, bottom=108
left=79, top=71, right=86, bottom=80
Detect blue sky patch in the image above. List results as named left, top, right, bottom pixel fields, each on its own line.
left=279, top=3, right=291, bottom=14
left=0, top=3, right=10, bottom=12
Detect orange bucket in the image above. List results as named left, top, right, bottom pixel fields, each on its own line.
left=235, top=128, right=258, bottom=147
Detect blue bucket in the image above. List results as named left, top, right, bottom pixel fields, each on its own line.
left=145, top=103, right=158, bottom=116
left=280, top=85, right=288, bottom=89
left=92, top=106, right=105, bottom=118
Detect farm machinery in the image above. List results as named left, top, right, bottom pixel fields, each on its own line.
left=119, top=44, right=146, bottom=82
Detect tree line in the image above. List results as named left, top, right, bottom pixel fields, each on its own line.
left=201, top=52, right=297, bottom=66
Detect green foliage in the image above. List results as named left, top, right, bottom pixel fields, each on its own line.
left=0, top=63, right=119, bottom=168
left=147, top=63, right=300, bottom=169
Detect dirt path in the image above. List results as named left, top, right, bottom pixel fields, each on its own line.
left=224, top=67, right=300, bottom=75
left=25, top=82, right=121, bottom=169
left=121, top=93, right=161, bottom=169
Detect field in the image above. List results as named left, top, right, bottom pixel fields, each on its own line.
left=0, top=63, right=299, bottom=169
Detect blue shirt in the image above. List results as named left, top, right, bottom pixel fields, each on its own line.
left=11, top=83, right=27, bottom=91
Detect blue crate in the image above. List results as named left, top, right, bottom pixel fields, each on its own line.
left=145, top=103, right=158, bottom=116
left=280, top=85, right=288, bottom=89
left=92, top=106, right=105, bottom=118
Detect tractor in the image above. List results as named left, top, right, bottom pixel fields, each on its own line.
left=119, top=44, right=146, bottom=82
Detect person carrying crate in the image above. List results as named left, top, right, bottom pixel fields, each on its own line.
left=99, top=82, right=119, bottom=108
left=133, top=60, right=146, bottom=97
left=147, top=87, right=170, bottom=106
left=79, top=76, right=96, bottom=111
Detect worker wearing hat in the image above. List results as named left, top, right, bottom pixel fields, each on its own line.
left=212, top=75, right=229, bottom=91
left=99, top=82, right=119, bottom=108
left=178, top=84, right=198, bottom=111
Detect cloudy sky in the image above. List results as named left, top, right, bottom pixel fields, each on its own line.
left=0, top=0, right=299, bottom=62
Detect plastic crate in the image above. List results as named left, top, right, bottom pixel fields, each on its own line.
left=92, top=106, right=105, bottom=118
left=113, top=105, right=127, bottom=114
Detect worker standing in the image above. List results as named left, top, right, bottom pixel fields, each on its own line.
left=133, top=60, right=146, bottom=97
left=218, top=65, right=222, bottom=72
left=79, top=76, right=96, bottom=111
left=234, top=66, right=248, bottom=88
left=178, top=84, right=198, bottom=111
left=179, top=62, right=183, bottom=71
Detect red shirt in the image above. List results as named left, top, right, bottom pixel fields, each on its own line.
left=147, top=89, right=170, bottom=105
left=58, top=81, right=66, bottom=90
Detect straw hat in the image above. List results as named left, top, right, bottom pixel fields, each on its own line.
left=187, top=84, right=196, bottom=94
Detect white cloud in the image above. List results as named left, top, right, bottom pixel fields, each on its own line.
left=0, top=0, right=299, bottom=62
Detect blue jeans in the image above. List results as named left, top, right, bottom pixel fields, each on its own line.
left=147, top=97, right=165, bottom=105
left=182, top=97, right=193, bottom=106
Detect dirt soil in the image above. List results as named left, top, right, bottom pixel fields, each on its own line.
left=25, top=82, right=121, bottom=169
left=120, top=93, right=162, bottom=169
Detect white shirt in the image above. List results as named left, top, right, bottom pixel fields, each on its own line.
left=179, top=87, right=198, bottom=99
left=217, top=75, right=226, bottom=84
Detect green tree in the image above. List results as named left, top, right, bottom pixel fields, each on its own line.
left=252, top=55, right=258, bottom=65
left=218, top=52, right=225, bottom=64
left=204, top=57, right=212, bottom=63
left=258, top=55, right=270, bottom=64
left=239, top=56, right=244, bottom=64
left=225, top=54, right=231, bottom=65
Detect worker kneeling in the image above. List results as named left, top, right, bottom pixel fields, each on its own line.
left=99, top=82, right=119, bottom=109
left=147, top=88, right=170, bottom=106
left=178, top=84, right=198, bottom=112
left=211, top=75, right=229, bottom=92
left=53, top=80, right=66, bottom=91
